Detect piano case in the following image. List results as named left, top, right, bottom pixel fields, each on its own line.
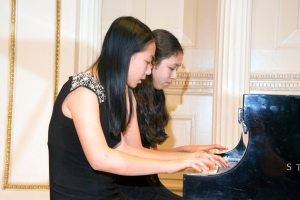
left=183, top=94, right=300, bottom=200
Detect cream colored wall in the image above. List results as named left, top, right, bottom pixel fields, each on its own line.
left=0, top=0, right=77, bottom=199
left=250, top=0, right=300, bottom=94
left=1, top=0, right=300, bottom=199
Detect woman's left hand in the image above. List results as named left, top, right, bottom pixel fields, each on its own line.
left=176, top=144, right=227, bottom=153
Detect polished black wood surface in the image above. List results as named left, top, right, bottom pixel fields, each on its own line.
left=183, top=94, right=300, bottom=200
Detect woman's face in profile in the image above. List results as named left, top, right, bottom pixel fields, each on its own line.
left=127, top=42, right=156, bottom=88
left=152, top=53, right=183, bottom=90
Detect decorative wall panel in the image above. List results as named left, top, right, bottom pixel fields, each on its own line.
left=277, top=0, right=300, bottom=47
left=2, top=0, right=60, bottom=190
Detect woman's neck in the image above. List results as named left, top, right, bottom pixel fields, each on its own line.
left=87, top=65, right=99, bottom=80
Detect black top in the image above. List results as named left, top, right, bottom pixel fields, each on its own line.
left=48, top=72, right=126, bottom=200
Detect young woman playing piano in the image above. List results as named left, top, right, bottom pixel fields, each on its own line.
left=48, top=17, right=226, bottom=200
left=116, top=29, right=227, bottom=200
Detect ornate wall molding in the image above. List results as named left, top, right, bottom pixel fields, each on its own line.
left=165, top=72, right=300, bottom=95
left=164, top=71, right=213, bottom=95
left=250, top=73, right=300, bottom=92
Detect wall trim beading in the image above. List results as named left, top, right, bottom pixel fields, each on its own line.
left=250, top=73, right=300, bottom=92
left=164, top=71, right=300, bottom=95
left=164, top=71, right=213, bottom=95
left=251, top=73, right=300, bottom=80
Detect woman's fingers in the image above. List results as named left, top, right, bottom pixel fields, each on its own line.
left=195, top=152, right=228, bottom=168
left=212, top=144, right=228, bottom=151
left=211, top=154, right=228, bottom=167
left=186, top=159, right=210, bottom=172
left=181, top=151, right=228, bottom=173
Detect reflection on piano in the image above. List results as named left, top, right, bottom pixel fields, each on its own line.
left=183, top=94, right=300, bottom=200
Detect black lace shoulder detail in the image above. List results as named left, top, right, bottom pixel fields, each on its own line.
left=70, top=72, right=106, bottom=103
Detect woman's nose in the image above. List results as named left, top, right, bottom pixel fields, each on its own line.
left=145, top=65, right=152, bottom=75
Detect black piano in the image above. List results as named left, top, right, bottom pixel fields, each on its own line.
left=183, top=94, right=300, bottom=200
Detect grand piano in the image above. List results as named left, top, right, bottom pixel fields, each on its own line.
left=183, top=94, right=300, bottom=200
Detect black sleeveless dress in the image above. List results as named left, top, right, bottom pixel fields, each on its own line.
left=48, top=72, right=131, bottom=200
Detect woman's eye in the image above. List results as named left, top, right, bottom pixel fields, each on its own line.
left=170, top=65, right=180, bottom=71
left=146, top=60, right=155, bottom=68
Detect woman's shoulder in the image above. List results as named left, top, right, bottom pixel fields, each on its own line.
left=70, top=72, right=106, bottom=103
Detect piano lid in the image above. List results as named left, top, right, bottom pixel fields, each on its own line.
left=183, top=94, right=300, bottom=200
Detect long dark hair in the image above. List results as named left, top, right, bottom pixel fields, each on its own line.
left=134, top=29, right=183, bottom=148
left=97, top=16, right=154, bottom=138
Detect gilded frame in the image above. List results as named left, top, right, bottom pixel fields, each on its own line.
left=2, top=0, right=61, bottom=189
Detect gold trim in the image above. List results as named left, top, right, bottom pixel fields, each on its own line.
left=54, top=0, right=61, bottom=100
left=2, top=0, right=61, bottom=190
left=3, top=0, right=16, bottom=189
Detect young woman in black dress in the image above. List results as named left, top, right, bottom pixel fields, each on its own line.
left=117, top=29, right=227, bottom=199
left=48, top=17, right=226, bottom=200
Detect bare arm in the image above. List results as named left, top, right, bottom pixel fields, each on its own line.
left=64, top=87, right=219, bottom=175
left=119, top=94, right=190, bottom=160
left=119, top=93, right=227, bottom=168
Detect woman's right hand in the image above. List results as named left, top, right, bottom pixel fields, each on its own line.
left=166, top=151, right=228, bottom=174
